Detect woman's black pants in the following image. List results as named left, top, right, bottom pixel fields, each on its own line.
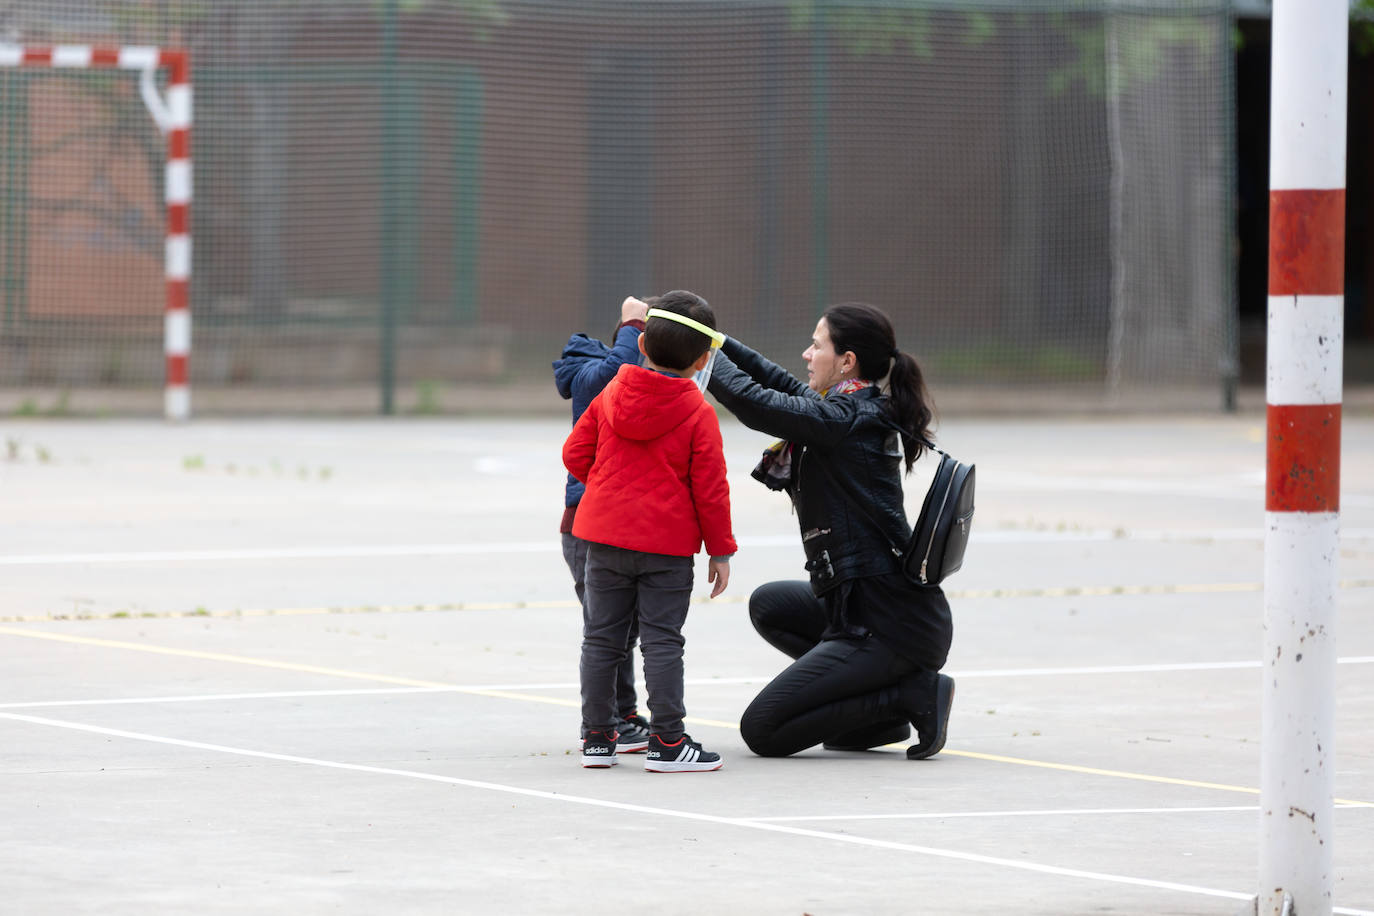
left=742, top=580, right=931, bottom=757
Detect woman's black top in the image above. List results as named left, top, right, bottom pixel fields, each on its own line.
left=708, top=337, right=952, bottom=669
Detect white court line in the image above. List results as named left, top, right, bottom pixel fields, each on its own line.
left=6, top=711, right=1370, bottom=914
left=992, top=472, right=1374, bottom=510
left=0, top=542, right=562, bottom=565
left=975, top=526, right=1374, bottom=543
left=745, top=804, right=1373, bottom=822
left=0, top=679, right=769, bottom=711
left=952, top=657, right=1374, bottom=677
left=0, top=687, right=457, bottom=709
left=4, top=656, right=1374, bottom=711
left=2, top=528, right=1372, bottom=565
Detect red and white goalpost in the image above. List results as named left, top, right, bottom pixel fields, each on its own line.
left=1261, top=1, right=1346, bottom=914
left=0, top=44, right=192, bottom=421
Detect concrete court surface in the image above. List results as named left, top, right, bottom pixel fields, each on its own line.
left=0, top=413, right=1371, bottom=915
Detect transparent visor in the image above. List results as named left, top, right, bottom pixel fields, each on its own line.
left=694, top=346, right=720, bottom=392
left=646, top=307, right=725, bottom=392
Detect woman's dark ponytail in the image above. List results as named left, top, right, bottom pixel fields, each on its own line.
left=886, top=349, right=934, bottom=473
left=822, top=302, right=934, bottom=474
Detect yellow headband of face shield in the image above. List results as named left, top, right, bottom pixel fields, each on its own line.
left=646, top=307, right=725, bottom=349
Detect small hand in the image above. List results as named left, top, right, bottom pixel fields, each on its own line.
left=707, top=558, right=730, bottom=598
left=621, top=296, right=649, bottom=323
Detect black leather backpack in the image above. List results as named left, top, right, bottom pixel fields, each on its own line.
left=814, top=442, right=975, bottom=588
left=906, top=448, right=975, bottom=586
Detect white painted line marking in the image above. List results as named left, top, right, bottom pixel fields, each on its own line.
left=972, top=526, right=1374, bottom=543
left=0, top=537, right=787, bottom=566
left=0, top=679, right=774, bottom=711
left=0, top=680, right=760, bottom=709
left=950, top=657, right=1374, bottom=677
left=0, top=687, right=456, bottom=709
left=0, top=542, right=562, bottom=565
left=988, top=472, right=1374, bottom=509
left=745, top=804, right=1373, bottom=822
left=4, top=657, right=1374, bottom=712
left=3, top=527, right=1372, bottom=566
left=10, top=711, right=1372, bottom=913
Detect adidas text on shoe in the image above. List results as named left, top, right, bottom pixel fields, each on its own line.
left=644, top=733, right=722, bottom=773
left=579, top=720, right=649, bottom=754
left=581, top=730, right=618, bottom=768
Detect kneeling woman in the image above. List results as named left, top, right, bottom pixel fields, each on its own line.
left=707, top=302, right=954, bottom=759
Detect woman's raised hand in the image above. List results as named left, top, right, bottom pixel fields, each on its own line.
left=621, top=296, right=649, bottom=323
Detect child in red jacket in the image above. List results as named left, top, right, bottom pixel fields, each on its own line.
left=563, top=290, right=737, bottom=772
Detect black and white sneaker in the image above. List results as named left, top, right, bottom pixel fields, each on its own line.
left=579, top=717, right=650, bottom=754
left=614, top=714, right=651, bottom=753
left=644, top=733, right=722, bottom=773
left=581, top=730, right=618, bottom=768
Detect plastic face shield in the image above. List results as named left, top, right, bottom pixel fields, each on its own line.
left=646, top=307, right=725, bottom=392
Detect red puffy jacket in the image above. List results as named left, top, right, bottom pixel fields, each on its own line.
left=563, top=364, right=736, bottom=559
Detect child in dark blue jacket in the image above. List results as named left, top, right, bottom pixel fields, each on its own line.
left=552, top=295, right=652, bottom=752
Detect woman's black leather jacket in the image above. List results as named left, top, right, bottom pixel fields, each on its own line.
left=708, top=337, right=912, bottom=595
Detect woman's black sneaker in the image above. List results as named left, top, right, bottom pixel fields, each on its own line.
left=644, top=733, right=722, bottom=772
left=907, top=674, right=955, bottom=760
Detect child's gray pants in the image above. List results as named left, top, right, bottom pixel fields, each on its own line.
left=580, top=542, right=693, bottom=740
left=562, top=532, right=640, bottom=720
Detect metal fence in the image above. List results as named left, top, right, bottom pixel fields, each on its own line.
left=0, top=0, right=1235, bottom=414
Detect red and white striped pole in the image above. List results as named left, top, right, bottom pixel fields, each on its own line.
left=1261, top=0, right=1346, bottom=912
left=161, top=50, right=192, bottom=422
left=0, top=45, right=191, bottom=421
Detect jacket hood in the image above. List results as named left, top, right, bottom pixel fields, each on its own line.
left=602, top=364, right=704, bottom=441
left=552, top=334, right=612, bottom=400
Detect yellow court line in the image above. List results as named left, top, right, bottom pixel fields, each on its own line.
left=941, top=748, right=1372, bottom=807
left=2, top=623, right=1371, bottom=808
left=3, top=579, right=1373, bottom=623
left=0, top=625, right=579, bottom=711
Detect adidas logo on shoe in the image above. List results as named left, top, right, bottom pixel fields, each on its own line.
left=578, top=717, right=650, bottom=754
left=581, top=730, right=618, bottom=768
left=644, top=733, right=722, bottom=773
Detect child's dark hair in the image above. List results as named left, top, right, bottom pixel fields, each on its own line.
left=643, top=290, right=715, bottom=371
left=823, top=302, right=935, bottom=474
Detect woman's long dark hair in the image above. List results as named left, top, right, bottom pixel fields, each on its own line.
left=822, top=302, right=934, bottom=473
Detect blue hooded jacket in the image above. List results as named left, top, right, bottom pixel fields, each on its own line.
left=552, top=322, right=643, bottom=507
